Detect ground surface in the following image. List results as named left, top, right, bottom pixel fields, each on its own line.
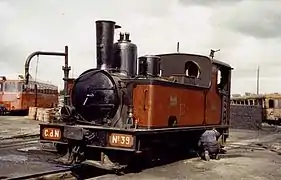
left=1, top=116, right=281, bottom=179
left=93, top=126, right=281, bottom=180
left=0, top=116, right=39, bottom=139
left=0, top=116, right=65, bottom=179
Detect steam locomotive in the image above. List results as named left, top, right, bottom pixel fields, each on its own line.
left=40, top=20, right=233, bottom=171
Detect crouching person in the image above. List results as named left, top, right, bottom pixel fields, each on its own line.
left=198, top=128, right=221, bottom=161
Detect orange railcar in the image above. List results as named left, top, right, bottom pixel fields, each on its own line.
left=0, top=79, right=58, bottom=114
left=0, top=79, right=4, bottom=114
left=0, top=80, right=3, bottom=101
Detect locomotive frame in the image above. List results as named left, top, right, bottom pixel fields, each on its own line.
left=38, top=20, right=233, bottom=171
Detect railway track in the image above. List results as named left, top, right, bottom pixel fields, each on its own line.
left=0, top=136, right=39, bottom=150
left=4, top=168, right=73, bottom=180
left=0, top=135, right=110, bottom=179
left=1, top=130, right=268, bottom=180
left=1, top=164, right=113, bottom=180
left=0, top=140, right=264, bottom=180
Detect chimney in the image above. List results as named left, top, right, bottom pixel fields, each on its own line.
left=95, top=20, right=121, bottom=70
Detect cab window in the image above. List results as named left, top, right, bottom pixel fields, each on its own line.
left=217, top=65, right=230, bottom=92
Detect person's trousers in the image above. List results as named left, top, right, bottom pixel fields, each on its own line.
left=202, top=142, right=220, bottom=154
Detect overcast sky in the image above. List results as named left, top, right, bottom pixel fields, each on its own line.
left=0, top=0, right=281, bottom=94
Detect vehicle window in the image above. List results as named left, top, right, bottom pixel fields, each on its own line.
left=274, top=99, right=279, bottom=108
left=4, top=81, right=18, bottom=92
left=17, top=82, right=23, bottom=92
left=249, top=100, right=253, bottom=105
left=268, top=99, right=274, bottom=108
left=185, top=61, right=200, bottom=78
left=278, top=99, right=281, bottom=108
left=254, top=100, right=259, bottom=105
left=216, top=66, right=230, bottom=91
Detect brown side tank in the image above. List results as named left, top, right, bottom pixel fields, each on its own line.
left=132, top=53, right=231, bottom=129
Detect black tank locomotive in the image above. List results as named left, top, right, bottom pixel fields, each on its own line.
left=40, top=20, right=232, bottom=171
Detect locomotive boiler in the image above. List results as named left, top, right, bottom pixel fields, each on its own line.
left=40, top=20, right=233, bottom=171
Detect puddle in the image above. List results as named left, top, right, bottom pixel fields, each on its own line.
left=0, top=154, right=28, bottom=162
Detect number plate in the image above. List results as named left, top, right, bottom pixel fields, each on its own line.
left=108, top=133, right=134, bottom=148
left=42, top=128, right=61, bottom=140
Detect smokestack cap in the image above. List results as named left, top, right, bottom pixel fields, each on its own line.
left=95, top=20, right=121, bottom=29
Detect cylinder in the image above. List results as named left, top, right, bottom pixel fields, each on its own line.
left=113, top=32, right=138, bottom=77
left=138, top=55, right=161, bottom=77
left=95, top=20, right=121, bottom=70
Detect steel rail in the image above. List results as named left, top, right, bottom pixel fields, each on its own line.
left=5, top=164, right=83, bottom=180
left=6, top=169, right=72, bottom=180
left=0, top=140, right=38, bottom=150
left=0, top=137, right=39, bottom=149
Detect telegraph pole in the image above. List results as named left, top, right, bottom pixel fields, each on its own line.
left=256, top=65, right=260, bottom=95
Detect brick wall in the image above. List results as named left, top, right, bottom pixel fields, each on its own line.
left=230, top=104, right=263, bottom=130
